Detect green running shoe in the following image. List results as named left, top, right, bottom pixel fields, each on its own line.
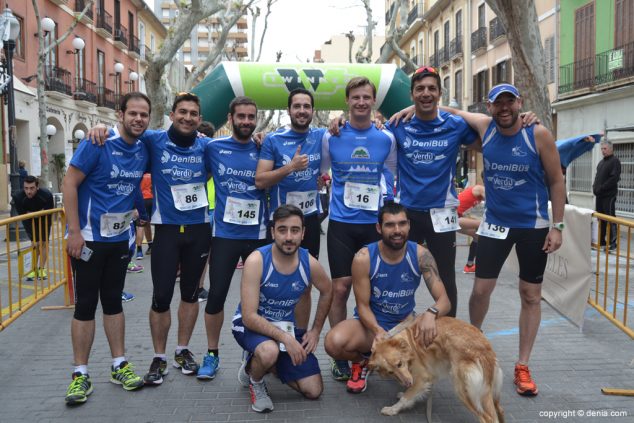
left=65, top=372, right=93, bottom=405
left=110, top=361, right=144, bottom=391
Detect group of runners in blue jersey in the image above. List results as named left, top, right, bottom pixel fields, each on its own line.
left=62, top=67, right=564, bottom=411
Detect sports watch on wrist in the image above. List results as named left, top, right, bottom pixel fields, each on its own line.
left=426, top=306, right=439, bottom=318
left=552, top=222, right=565, bottom=231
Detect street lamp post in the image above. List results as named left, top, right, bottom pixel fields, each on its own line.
left=3, top=8, right=20, bottom=204
left=2, top=8, right=25, bottom=240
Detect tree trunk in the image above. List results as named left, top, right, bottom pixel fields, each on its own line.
left=144, top=0, right=225, bottom=128
left=377, top=0, right=416, bottom=72
left=485, top=0, right=553, bottom=130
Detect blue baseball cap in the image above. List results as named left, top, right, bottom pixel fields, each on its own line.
left=488, top=83, right=520, bottom=102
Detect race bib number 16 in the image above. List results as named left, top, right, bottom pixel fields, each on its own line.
left=344, top=182, right=380, bottom=211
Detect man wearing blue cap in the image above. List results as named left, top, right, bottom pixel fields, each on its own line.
left=437, top=83, right=565, bottom=397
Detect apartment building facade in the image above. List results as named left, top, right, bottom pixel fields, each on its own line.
left=554, top=0, right=634, bottom=215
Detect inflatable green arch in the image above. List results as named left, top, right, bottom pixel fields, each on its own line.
left=192, top=62, right=413, bottom=129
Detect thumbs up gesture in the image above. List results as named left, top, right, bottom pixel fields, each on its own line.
left=290, top=145, right=309, bottom=172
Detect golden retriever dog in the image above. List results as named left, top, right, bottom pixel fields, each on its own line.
left=369, top=316, right=504, bottom=423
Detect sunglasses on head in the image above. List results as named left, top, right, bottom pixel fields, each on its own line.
left=176, top=91, right=198, bottom=97
left=414, top=66, right=438, bottom=75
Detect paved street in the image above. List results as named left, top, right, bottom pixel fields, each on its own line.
left=0, top=230, right=632, bottom=423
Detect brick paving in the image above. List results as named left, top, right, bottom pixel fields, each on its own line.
left=0, top=231, right=632, bottom=423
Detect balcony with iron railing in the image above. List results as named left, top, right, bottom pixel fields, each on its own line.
left=471, top=26, right=487, bottom=54
left=489, top=17, right=506, bottom=44
left=74, top=0, right=93, bottom=21
left=44, top=66, right=72, bottom=97
left=96, top=8, right=113, bottom=37
left=114, top=24, right=129, bottom=49
left=408, top=3, right=423, bottom=26
left=140, top=44, right=152, bottom=61
left=468, top=101, right=488, bottom=114
left=428, top=52, right=439, bottom=68
left=74, top=77, right=97, bottom=103
left=439, top=46, right=450, bottom=67
left=97, top=87, right=117, bottom=110
left=559, top=40, right=634, bottom=95
left=450, top=37, right=463, bottom=60
left=129, top=35, right=141, bottom=57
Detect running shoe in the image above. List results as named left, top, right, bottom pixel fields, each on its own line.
left=143, top=357, right=169, bottom=385
left=173, top=349, right=199, bottom=375
left=198, top=287, right=209, bottom=302
left=136, top=250, right=144, bottom=260
left=197, top=352, right=219, bottom=380
left=121, top=291, right=135, bottom=302
left=330, top=359, right=351, bottom=381
left=110, top=361, right=144, bottom=391
left=514, top=363, right=539, bottom=396
left=145, top=244, right=152, bottom=255
left=65, top=372, right=93, bottom=405
left=25, top=269, right=37, bottom=281
left=249, top=380, right=274, bottom=412
left=463, top=263, right=476, bottom=274
left=127, top=262, right=144, bottom=273
left=238, top=351, right=250, bottom=388
left=346, top=360, right=369, bottom=393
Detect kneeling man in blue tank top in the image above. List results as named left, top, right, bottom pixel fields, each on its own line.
left=232, top=205, right=333, bottom=413
left=325, top=202, right=451, bottom=394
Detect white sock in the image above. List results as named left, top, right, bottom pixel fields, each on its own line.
left=175, top=346, right=188, bottom=354
left=154, top=353, right=167, bottom=360
left=112, top=356, right=126, bottom=369
left=74, top=365, right=88, bottom=375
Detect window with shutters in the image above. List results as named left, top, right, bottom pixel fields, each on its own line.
left=614, top=0, right=634, bottom=82
left=473, top=69, right=489, bottom=102
left=442, top=76, right=450, bottom=105
left=455, top=70, right=463, bottom=107
left=478, top=3, right=485, bottom=29
left=492, top=60, right=511, bottom=86
left=574, top=2, right=595, bottom=88
left=455, top=10, right=462, bottom=38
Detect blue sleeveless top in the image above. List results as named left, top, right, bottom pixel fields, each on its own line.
left=481, top=122, right=549, bottom=228
left=354, top=240, right=421, bottom=330
left=234, top=244, right=311, bottom=324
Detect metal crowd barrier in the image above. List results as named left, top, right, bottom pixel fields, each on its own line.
left=591, top=212, right=634, bottom=339
left=0, top=208, right=69, bottom=331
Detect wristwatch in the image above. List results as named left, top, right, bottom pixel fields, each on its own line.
left=426, top=306, right=439, bottom=318
left=553, top=222, right=565, bottom=231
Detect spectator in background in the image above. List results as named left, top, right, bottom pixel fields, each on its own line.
left=593, top=140, right=621, bottom=250
left=12, top=175, right=54, bottom=281
left=196, top=121, right=216, bottom=302
left=18, top=161, right=28, bottom=188
left=135, top=173, right=154, bottom=259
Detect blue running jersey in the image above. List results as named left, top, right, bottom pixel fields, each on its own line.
left=482, top=122, right=550, bottom=228
left=70, top=127, right=148, bottom=243
left=206, top=136, right=268, bottom=239
left=260, top=127, right=326, bottom=217
left=321, top=123, right=396, bottom=224
left=386, top=111, right=477, bottom=210
left=354, top=241, right=421, bottom=330
left=141, top=129, right=210, bottom=225
left=234, top=244, right=311, bottom=324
